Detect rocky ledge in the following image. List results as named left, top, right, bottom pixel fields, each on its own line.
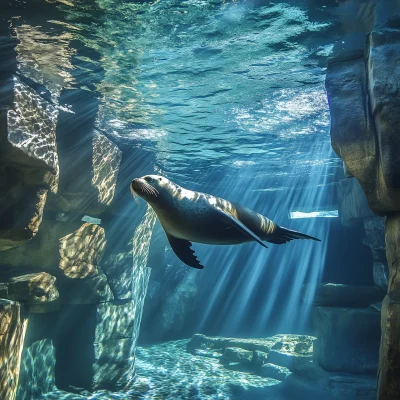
left=188, top=333, right=314, bottom=377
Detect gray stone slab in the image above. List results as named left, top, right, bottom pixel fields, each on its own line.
left=302, top=283, right=385, bottom=308
left=313, top=306, right=381, bottom=374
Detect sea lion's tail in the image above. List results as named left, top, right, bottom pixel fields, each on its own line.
left=266, top=226, right=321, bottom=244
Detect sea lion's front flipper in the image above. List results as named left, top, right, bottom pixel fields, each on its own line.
left=166, top=234, right=205, bottom=269
left=215, top=207, right=268, bottom=249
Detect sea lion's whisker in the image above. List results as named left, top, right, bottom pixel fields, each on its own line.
left=130, top=179, right=159, bottom=199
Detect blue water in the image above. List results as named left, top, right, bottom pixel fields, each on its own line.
left=2, top=0, right=375, bottom=399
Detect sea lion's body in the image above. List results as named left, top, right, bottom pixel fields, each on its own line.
left=152, top=190, right=275, bottom=245
left=131, top=175, right=320, bottom=269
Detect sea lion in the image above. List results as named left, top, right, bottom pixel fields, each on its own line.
left=130, top=175, right=320, bottom=269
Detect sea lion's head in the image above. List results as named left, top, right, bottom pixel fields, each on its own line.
left=130, top=175, right=173, bottom=204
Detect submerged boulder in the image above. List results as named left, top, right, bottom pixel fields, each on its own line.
left=252, top=350, right=269, bottom=367
left=0, top=75, right=59, bottom=251
left=223, top=347, right=253, bottom=364
left=302, top=283, right=385, bottom=308
left=7, top=272, right=59, bottom=304
left=188, top=333, right=315, bottom=357
left=0, top=300, right=28, bottom=400
left=260, top=363, right=292, bottom=381
left=313, top=306, right=381, bottom=374
left=267, top=349, right=312, bottom=372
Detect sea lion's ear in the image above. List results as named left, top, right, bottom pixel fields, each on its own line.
left=166, top=234, right=204, bottom=269
left=214, top=206, right=268, bottom=249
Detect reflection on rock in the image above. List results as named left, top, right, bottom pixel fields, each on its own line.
left=135, top=339, right=279, bottom=399
left=59, top=223, right=106, bottom=279
left=7, top=272, right=59, bottom=304
left=92, top=132, right=122, bottom=206
left=7, top=76, right=59, bottom=191
left=0, top=74, right=59, bottom=251
left=94, top=301, right=136, bottom=343
left=17, top=338, right=57, bottom=400
left=14, top=23, right=75, bottom=95
left=0, top=300, right=28, bottom=400
left=0, top=221, right=105, bottom=277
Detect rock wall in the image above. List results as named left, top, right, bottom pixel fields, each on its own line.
left=326, top=1, right=400, bottom=398
left=140, top=220, right=198, bottom=343
left=0, top=300, right=28, bottom=400
left=0, top=30, right=154, bottom=398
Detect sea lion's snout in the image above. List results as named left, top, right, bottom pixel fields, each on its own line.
left=130, top=176, right=160, bottom=201
left=130, top=178, right=141, bottom=190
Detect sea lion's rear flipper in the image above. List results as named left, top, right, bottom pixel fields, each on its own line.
left=215, top=207, right=268, bottom=249
left=166, top=234, right=205, bottom=269
left=267, top=226, right=321, bottom=244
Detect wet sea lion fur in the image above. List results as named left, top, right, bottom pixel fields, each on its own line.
left=130, top=175, right=320, bottom=269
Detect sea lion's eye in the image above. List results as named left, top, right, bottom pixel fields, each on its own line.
left=144, top=176, right=153, bottom=183
left=159, top=178, right=162, bottom=181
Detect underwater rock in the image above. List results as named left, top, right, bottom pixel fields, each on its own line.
left=7, top=272, right=59, bottom=304
left=60, top=273, right=114, bottom=305
left=188, top=334, right=315, bottom=363
left=28, top=299, right=60, bottom=314
left=336, top=178, right=374, bottom=227
left=102, top=207, right=154, bottom=303
left=17, top=338, right=57, bottom=400
left=293, top=361, right=331, bottom=388
left=187, top=333, right=225, bottom=353
left=57, top=336, right=136, bottom=393
left=313, top=306, right=381, bottom=374
left=55, top=299, right=143, bottom=392
left=0, top=188, right=48, bottom=251
left=192, top=348, right=222, bottom=359
left=379, top=214, right=400, bottom=400
left=302, top=283, right=385, bottom=308
left=47, top=89, right=121, bottom=215
left=326, top=57, right=378, bottom=213
left=363, top=216, right=387, bottom=262
left=0, top=221, right=106, bottom=280
left=0, top=283, right=8, bottom=298
left=0, top=299, right=28, bottom=400
left=373, top=262, right=389, bottom=292
left=328, top=374, right=377, bottom=400
left=252, top=350, right=269, bottom=367
left=94, top=301, right=136, bottom=343
left=327, top=19, right=400, bottom=216
left=141, top=221, right=200, bottom=343
left=378, top=291, right=400, bottom=400
left=267, top=349, right=313, bottom=372
left=100, top=252, right=132, bottom=300
left=223, top=347, right=253, bottom=364
left=158, top=271, right=198, bottom=337
left=91, top=338, right=136, bottom=391
left=366, top=27, right=400, bottom=214
left=260, top=363, right=292, bottom=381
left=59, top=223, right=106, bottom=279
left=187, top=334, right=315, bottom=368
left=0, top=74, right=59, bottom=251
left=91, top=132, right=122, bottom=207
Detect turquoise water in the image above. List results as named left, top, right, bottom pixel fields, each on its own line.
left=7, top=0, right=340, bottom=180
left=2, top=1, right=377, bottom=399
